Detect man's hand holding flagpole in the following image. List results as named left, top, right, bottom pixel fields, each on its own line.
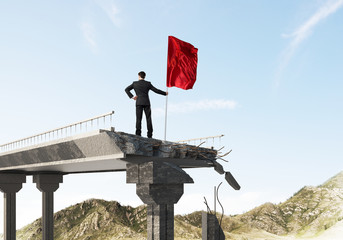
left=164, top=36, right=198, bottom=141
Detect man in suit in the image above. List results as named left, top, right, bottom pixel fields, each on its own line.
left=125, top=71, right=168, bottom=138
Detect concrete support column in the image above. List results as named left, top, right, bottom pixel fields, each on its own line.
left=127, top=162, right=194, bottom=240
left=0, top=174, right=26, bottom=240
left=202, top=212, right=225, bottom=240
left=4, top=193, right=16, bottom=240
left=33, top=174, right=63, bottom=240
left=147, top=204, right=174, bottom=240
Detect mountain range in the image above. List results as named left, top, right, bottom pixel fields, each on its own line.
left=10, top=171, right=343, bottom=239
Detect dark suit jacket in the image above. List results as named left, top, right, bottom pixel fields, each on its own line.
left=125, top=80, right=166, bottom=106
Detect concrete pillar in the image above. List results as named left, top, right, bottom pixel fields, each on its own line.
left=147, top=204, right=174, bottom=239
left=33, top=174, right=63, bottom=240
left=0, top=174, right=26, bottom=240
left=202, top=212, right=225, bottom=240
left=127, top=161, right=194, bottom=240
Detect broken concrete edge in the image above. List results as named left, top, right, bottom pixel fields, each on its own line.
left=111, top=131, right=218, bottom=160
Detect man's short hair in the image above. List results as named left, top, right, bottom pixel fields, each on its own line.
left=138, top=71, right=146, bottom=79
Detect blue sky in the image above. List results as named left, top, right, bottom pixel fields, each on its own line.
left=0, top=0, right=343, bottom=231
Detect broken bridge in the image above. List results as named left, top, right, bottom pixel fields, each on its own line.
left=0, top=111, right=233, bottom=240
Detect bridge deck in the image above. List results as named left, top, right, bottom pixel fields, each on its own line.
left=0, top=130, right=217, bottom=174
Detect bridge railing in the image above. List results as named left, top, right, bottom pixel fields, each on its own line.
left=176, top=134, right=224, bottom=149
left=0, top=111, right=115, bottom=153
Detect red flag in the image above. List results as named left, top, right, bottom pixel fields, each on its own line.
left=167, top=36, right=198, bottom=90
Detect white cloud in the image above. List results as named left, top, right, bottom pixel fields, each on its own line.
left=96, top=0, right=122, bottom=28
left=81, top=0, right=121, bottom=53
left=275, top=0, right=343, bottom=87
left=153, top=99, right=238, bottom=117
left=81, top=22, right=97, bottom=53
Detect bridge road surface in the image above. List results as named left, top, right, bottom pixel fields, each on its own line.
left=0, top=129, right=218, bottom=174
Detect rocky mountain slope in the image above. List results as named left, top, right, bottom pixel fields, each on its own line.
left=177, top=171, right=343, bottom=239
left=17, top=199, right=147, bottom=240
left=15, top=198, right=201, bottom=240
left=234, top=171, right=343, bottom=238
left=13, top=171, right=343, bottom=239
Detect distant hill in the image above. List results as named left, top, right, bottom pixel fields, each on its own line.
left=177, top=171, right=343, bottom=239
left=235, top=171, right=343, bottom=238
left=13, top=171, right=343, bottom=240
left=16, top=199, right=147, bottom=240
left=15, top=199, right=201, bottom=240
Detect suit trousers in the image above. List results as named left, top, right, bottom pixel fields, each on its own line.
left=136, top=105, right=153, bottom=138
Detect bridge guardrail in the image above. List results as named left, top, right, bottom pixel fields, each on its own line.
left=0, top=111, right=115, bottom=153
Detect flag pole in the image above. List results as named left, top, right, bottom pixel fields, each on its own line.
left=164, top=87, right=169, bottom=141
